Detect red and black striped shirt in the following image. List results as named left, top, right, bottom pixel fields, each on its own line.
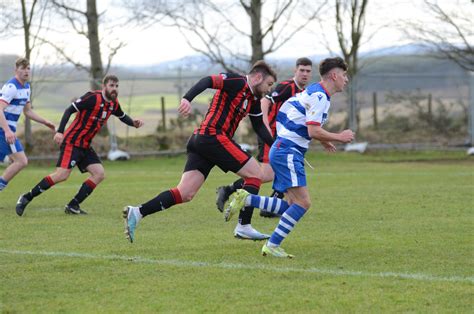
left=195, top=73, right=262, bottom=138
left=265, top=79, right=303, bottom=136
left=63, top=90, right=125, bottom=148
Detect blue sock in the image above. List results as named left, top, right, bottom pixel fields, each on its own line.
left=248, top=194, right=289, bottom=215
left=268, top=203, right=307, bottom=247
left=0, top=177, right=8, bottom=191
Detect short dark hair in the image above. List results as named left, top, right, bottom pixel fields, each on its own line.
left=249, top=60, right=277, bottom=82
left=103, top=74, right=119, bottom=85
left=296, top=57, right=312, bottom=67
left=15, top=58, right=29, bottom=69
left=319, top=57, right=347, bottom=77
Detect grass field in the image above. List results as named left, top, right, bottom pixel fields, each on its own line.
left=0, top=151, right=473, bottom=312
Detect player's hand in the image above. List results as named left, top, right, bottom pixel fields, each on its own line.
left=44, top=120, right=56, bottom=131
left=53, top=132, right=64, bottom=145
left=178, top=98, right=191, bottom=118
left=338, top=129, right=355, bottom=143
left=133, top=119, right=144, bottom=128
left=321, top=141, right=336, bottom=152
left=4, top=129, right=15, bottom=144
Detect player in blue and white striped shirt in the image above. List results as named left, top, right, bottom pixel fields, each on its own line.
left=226, top=57, right=355, bottom=258
left=0, top=58, right=55, bottom=192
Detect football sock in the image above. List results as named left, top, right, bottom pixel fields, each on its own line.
left=247, top=195, right=289, bottom=215
left=68, top=179, right=96, bottom=207
left=0, top=177, right=8, bottom=191
left=229, top=178, right=244, bottom=193
left=268, top=203, right=307, bottom=247
left=270, top=190, right=285, bottom=199
left=24, top=176, right=55, bottom=201
left=238, top=177, right=261, bottom=225
left=139, top=187, right=182, bottom=217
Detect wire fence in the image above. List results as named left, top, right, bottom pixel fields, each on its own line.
left=7, top=71, right=473, bottom=155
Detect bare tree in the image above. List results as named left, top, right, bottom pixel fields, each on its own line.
left=333, top=0, right=369, bottom=131
left=41, top=0, right=125, bottom=89
left=124, top=0, right=326, bottom=72
left=402, top=0, right=473, bottom=71
left=0, top=0, right=50, bottom=149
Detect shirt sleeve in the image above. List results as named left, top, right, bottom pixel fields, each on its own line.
left=265, top=83, right=293, bottom=104
left=248, top=98, right=263, bottom=116
left=113, top=102, right=126, bottom=118
left=217, top=73, right=246, bottom=93
left=72, top=92, right=97, bottom=111
left=304, top=91, right=329, bottom=126
left=0, top=83, right=17, bottom=104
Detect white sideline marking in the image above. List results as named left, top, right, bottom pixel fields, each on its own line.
left=0, top=249, right=472, bottom=284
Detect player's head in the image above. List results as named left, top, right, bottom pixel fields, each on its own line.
left=102, top=74, right=119, bottom=100
left=294, top=57, right=313, bottom=87
left=319, top=57, right=348, bottom=93
left=248, top=60, right=277, bottom=98
left=15, top=58, right=30, bottom=83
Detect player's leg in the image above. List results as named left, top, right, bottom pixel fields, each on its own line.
left=16, top=167, right=72, bottom=216
left=215, top=178, right=244, bottom=213
left=259, top=162, right=282, bottom=218
left=262, top=186, right=310, bottom=258
left=64, top=162, right=104, bottom=215
left=123, top=170, right=206, bottom=243
left=0, top=138, right=27, bottom=191
left=123, top=134, right=212, bottom=243
left=16, top=143, right=76, bottom=216
left=228, top=157, right=271, bottom=240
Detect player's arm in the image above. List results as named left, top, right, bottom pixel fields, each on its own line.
left=260, top=96, right=272, bottom=134
left=250, top=114, right=274, bottom=147
left=308, top=124, right=354, bottom=143
left=114, top=105, right=144, bottom=128
left=0, top=100, right=15, bottom=144
left=54, top=104, right=77, bottom=145
left=179, top=76, right=214, bottom=117
left=23, top=102, right=55, bottom=131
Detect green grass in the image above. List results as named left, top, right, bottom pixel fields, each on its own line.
left=1, top=151, right=473, bottom=312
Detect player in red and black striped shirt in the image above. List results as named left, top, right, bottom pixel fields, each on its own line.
left=216, top=57, right=313, bottom=218
left=16, top=75, right=144, bottom=216
left=123, top=61, right=277, bottom=243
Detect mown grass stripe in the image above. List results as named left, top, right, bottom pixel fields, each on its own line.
left=1, top=249, right=472, bottom=284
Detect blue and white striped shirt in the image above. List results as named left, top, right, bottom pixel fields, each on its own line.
left=275, top=82, right=331, bottom=151
left=0, top=77, right=30, bottom=133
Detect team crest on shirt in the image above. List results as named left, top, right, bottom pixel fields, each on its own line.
left=220, top=73, right=227, bottom=79
left=272, top=91, right=278, bottom=97
left=70, top=160, right=76, bottom=167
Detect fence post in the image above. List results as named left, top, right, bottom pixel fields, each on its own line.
left=161, top=96, right=166, bottom=131
left=349, top=74, right=358, bottom=131
left=468, top=71, right=474, bottom=146
left=428, top=93, right=432, bottom=125
left=372, top=92, right=378, bottom=129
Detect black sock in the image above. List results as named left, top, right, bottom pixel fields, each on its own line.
left=238, top=178, right=261, bottom=225
left=270, top=190, right=285, bottom=199
left=24, top=176, right=55, bottom=201
left=68, top=179, right=96, bottom=207
left=229, top=178, right=244, bottom=193
left=139, top=188, right=182, bottom=217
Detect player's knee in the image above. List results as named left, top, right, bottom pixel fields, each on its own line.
left=93, top=172, right=105, bottom=183
left=296, top=198, right=311, bottom=210
left=15, top=157, right=28, bottom=169
left=180, top=189, right=196, bottom=202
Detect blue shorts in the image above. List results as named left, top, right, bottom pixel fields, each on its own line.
left=269, top=142, right=306, bottom=193
left=0, top=135, right=24, bottom=160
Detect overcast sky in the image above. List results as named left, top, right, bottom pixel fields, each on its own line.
left=0, top=0, right=471, bottom=67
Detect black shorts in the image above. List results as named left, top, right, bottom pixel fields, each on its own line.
left=184, top=134, right=252, bottom=178
left=56, top=143, right=101, bottom=173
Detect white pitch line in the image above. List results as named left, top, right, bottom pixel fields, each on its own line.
left=0, top=249, right=472, bottom=284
